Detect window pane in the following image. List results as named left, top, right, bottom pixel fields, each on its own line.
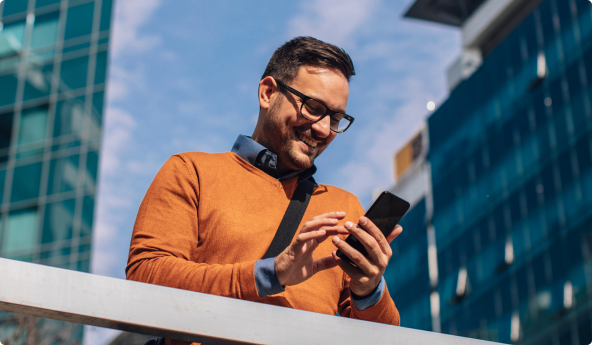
left=2, top=207, right=39, bottom=254
left=30, top=12, right=60, bottom=49
left=64, top=2, right=94, bottom=41
left=11, top=162, right=42, bottom=202
left=81, top=195, right=94, bottom=237
left=35, top=0, right=61, bottom=9
left=0, top=73, right=18, bottom=107
left=0, top=111, right=13, bottom=150
left=0, top=20, right=26, bottom=56
left=53, top=96, right=85, bottom=138
left=90, top=91, right=104, bottom=130
left=84, top=150, right=98, bottom=189
left=94, top=50, right=107, bottom=85
left=2, top=0, right=28, bottom=18
left=99, top=0, right=113, bottom=31
left=18, top=106, right=48, bottom=145
left=47, top=154, right=79, bottom=195
left=59, top=55, right=88, bottom=91
left=0, top=168, right=5, bottom=205
left=42, top=198, right=75, bottom=243
left=23, top=62, right=53, bottom=101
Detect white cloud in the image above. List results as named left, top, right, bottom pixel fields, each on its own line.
left=110, top=0, right=162, bottom=57
left=288, top=0, right=381, bottom=47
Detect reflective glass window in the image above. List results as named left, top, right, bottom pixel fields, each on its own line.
left=59, top=55, right=89, bottom=91
left=23, top=62, right=53, bottom=101
left=99, top=0, right=112, bottom=32
left=42, top=198, right=75, bottom=244
left=84, top=150, right=98, bottom=189
left=1, top=0, right=28, bottom=18
left=64, top=2, right=94, bottom=41
left=53, top=96, right=85, bottom=138
left=2, top=207, right=39, bottom=254
left=30, top=11, right=60, bottom=49
left=18, top=105, right=48, bottom=145
left=91, top=91, right=104, bottom=130
left=0, top=168, right=5, bottom=204
left=77, top=259, right=90, bottom=272
left=35, top=0, right=61, bottom=9
left=0, top=20, right=26, bottom=56
left=94, top=50, right=107, bottom=85
left=11, top=161, right=42, bottom=202
left=0, top=73, right=18, bottom=107
left=0, top=111, right=13, bottom=150
left=47, top=154, right=79, bottom=195
left=81, top=195, right=94, bottom=237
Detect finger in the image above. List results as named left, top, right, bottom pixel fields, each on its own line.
left=300, top=218, right=340, bottom=234
left=331, top=236, right=376, bottom=276
left=296, top=229, right=327, bottom=243
left=312, top=255, right=338, bottom=274
left=358, top=217, right=391, bottom=256
left=332, top=250, right=364, bottom=280
left=345, top=221, right=385, bottom=264
left=386, top=225, right=403, bottom=244
left=319, top=225, right=349, bottom=235
left=311, top=211, right=346, bottom=221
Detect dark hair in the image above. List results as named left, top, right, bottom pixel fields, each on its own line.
left=261, top=36, right=355, bottom=84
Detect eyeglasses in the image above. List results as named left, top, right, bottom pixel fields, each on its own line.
left=275, top=80, right=354, bottom=133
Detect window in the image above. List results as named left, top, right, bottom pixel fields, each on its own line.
left=0, top=20, right=26, bottom=57
left=11, top=162, right=42, bottom=202
left=47, top=154, right=79, bottom=195
left=64, top=2, right=94, bottom=41
left=53, top=96, right=85, bottom=138
left=2, top=207, right=39, bottom=255
left=42, top=198, right=76, bottom=243
left=30, top=12, right=60, bottom=50
left=59, top=55, right=89, bottom=92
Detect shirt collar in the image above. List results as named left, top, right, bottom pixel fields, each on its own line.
left=231, top=134, right=316, bottom=182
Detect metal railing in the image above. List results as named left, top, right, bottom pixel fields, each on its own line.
left=0, top=258, right=505, bottom=344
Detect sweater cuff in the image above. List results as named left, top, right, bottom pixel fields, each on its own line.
left=350, top=277, right=385, bottom=311
left=254, top=257, right=285, bottom=298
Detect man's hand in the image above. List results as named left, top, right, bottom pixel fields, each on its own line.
left=275, top=212, right=349, bottom=287
left=331, top=217, right=403, bottom=297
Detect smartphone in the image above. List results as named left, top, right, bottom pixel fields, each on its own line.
left=336, top=191, right=410, bottom=265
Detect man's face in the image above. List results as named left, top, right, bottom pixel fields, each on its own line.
left=260, top=66, right=349, bottom=172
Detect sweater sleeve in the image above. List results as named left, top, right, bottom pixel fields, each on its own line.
left=338, top=274, right=400, bottom=326
left=125, top=155, right=260, bottom=302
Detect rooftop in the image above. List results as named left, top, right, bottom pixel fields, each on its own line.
left=404, top=0, right=488, bottom=27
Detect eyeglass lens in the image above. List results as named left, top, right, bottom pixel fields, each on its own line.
left=301, top=99, right=350, bottom=132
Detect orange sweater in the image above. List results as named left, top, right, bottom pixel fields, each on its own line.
left=127, top=152, right=400, bottom=345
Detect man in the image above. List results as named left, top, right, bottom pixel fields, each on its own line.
left=127, top=36, right=402, bottom=345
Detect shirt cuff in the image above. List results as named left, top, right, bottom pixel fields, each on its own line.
left=350, top=277, right=385, bottom=311
left=254, top=257, right=285, bottom=298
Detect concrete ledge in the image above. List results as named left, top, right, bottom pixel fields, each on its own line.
left=0, top=258, right=506, bottom=344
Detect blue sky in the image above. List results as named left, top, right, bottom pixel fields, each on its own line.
left=86, top=1, right=460, bottom=343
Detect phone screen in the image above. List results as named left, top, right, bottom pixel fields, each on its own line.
left=336, top=191, right=410, bottom=265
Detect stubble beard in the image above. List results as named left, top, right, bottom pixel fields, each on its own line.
left=263, top=95, right=325, bottom=172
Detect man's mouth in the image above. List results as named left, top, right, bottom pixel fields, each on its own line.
left=297, top=132, right=318, bottom=148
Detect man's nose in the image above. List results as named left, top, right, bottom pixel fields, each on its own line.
left=311, top=115, right=331, bottom=138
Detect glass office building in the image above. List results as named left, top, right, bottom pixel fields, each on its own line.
left=0, top=0, right=112, bottom=342
left=394, top=0, right=592, bottom=343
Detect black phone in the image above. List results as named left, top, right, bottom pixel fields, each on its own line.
left=336, top=191, right=410, bottom=265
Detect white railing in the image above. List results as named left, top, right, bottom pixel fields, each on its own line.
left=0, top=258, right=506, bottom=345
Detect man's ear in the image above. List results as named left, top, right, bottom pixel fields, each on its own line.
left=258, top=76, right=278, bottom=110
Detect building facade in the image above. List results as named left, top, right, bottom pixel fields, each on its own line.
left=0, top=0, right=112, bottom=342
left=391, top=0, right=592, bottom=343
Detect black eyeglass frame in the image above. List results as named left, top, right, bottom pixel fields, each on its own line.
left=275, top=79, right=355, bottom=133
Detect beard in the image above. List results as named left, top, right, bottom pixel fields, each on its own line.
left=262, top=94, right=327, bottom=172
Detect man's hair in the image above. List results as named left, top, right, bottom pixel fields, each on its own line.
left=261, top=36, right=355, bottom=84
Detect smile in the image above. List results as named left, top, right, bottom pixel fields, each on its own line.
left=297, top=132, right=318, bottom=148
